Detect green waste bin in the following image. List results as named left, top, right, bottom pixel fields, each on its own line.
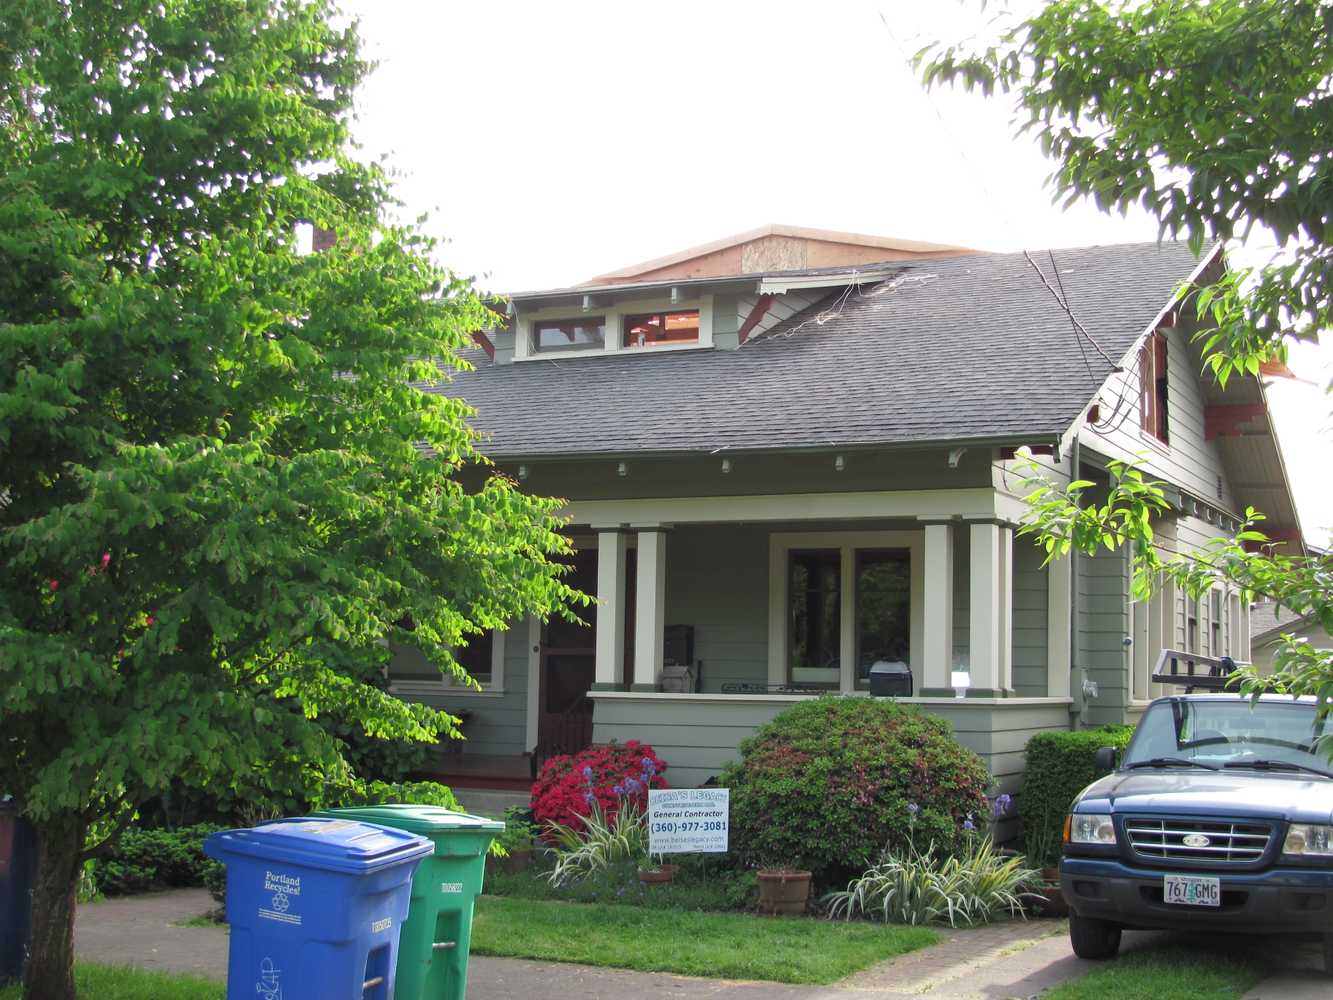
left=315, top=805, right=502, bottom=1000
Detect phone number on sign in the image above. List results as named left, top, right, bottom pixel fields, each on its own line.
left=652, top=821, right=725, bottom=833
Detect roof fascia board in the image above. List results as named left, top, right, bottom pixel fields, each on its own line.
left=756, top=271, right=894, bottom=294
left=477, top=432, right=1063, bottom=464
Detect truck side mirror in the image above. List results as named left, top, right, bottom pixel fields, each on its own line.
left=1094, top=746, right=1119, bottom=771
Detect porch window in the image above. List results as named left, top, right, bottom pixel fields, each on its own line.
left=455, top=631, right=494, bottom=686
left=532, top=316, right=606, bottom=354
left=854, top=550, right=911, bottom=689
left=622, top=310, right=700, bottom=348
left=385, top=629, right=504, bottom=694
left=788, top=549, right=841, bottom=686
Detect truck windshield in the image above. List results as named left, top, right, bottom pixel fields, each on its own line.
left=1125, top=699, right=1332, bottom=774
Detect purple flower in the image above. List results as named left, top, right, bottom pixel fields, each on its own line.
left=907, top=802, right=921, bottom=817
left=623, top=777, right=642, bottom=795
left=992, top=793, right=1012, bottom=819
left=583, top=791, right=595, bottom=806
left=582, top=766, right=594, bottom=783
left=641, top=757, right=657, bottom=778
left=963, top=818, right=976, bottom=831
left=612, top=783, right=626, bottom=797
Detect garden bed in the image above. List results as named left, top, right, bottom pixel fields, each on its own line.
left=470, top=895, right=938, bottom=984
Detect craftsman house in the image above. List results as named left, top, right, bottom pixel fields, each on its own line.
left=388, top=224, right=1304, bottom=794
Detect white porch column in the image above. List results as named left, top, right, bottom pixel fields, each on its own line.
left=632, top=527, right=667, bottom=691
left=999, top=525, right=1014, bottom=693
left=968, top=522, right=1014, bottom=696
left=594, top=530, right=628, bottom=690
left=922, top=522, right=954, bottom=695
left=1046, top=552, right=1072, bottom=698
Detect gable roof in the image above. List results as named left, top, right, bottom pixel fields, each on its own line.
left=583, top=224, right=976, bottom=286
left=433, top=241, right=1205, bottom=461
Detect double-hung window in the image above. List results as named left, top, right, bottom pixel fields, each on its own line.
left=386, top=630, right=505, bottom=695
left=769, top=532, right=922, bottom=692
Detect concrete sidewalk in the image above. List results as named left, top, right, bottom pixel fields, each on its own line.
left=71, top=888, right=1291, bottom=999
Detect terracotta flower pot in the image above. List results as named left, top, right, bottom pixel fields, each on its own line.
left=638, top=863, right=678, bottom=886
left=757, top=869, right=812, bottom=915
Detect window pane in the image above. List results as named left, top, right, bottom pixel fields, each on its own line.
left=788, top=549, right=840, bottom=685
left=855, top=549, right=911, bottom=688
left=533, top=317, right=605, bottom=353
left=455, top=631, right=493, bottom=685
left=622, top=310, right=699, bottom=348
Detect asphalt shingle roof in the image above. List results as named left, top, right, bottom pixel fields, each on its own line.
left=429, top=241, right=1206, bottom=459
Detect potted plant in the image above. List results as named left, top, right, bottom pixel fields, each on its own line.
left=756, top=860, right=812, bottom=915
left=637, top=854, right=678, bottom=886
left=1020, top=803, right=1067, bottom=916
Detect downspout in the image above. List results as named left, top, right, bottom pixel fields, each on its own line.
left=1069, top=434, right=1081, bottom=730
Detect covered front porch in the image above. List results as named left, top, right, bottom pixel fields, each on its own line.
left=578, top=487, right=1073, bottom=789
left=402, top=486, right=1076, bottom=792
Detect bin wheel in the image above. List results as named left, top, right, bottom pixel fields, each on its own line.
left=1069, top=914, right=1122, bottom=960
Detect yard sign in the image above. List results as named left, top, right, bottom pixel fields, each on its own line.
left=647, top=788, right=729, bottom=854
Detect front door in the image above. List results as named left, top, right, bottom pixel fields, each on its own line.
left=537, top=548, right=598, bottom=758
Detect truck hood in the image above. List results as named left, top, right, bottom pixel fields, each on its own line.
left=1077, top=770, right=1333, bottom=824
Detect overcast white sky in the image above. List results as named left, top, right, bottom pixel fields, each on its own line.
left=342, top=0, right=1332, bottom=544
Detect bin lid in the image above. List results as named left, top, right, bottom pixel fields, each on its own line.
left=316, top=804, right=504, bottom=835
left=204, top=817, right=432, bottom=875
left=869, top=659, right=911, bottom=676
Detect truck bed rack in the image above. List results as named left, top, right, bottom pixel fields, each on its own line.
left=1151, top=648, right=1251, bottom=692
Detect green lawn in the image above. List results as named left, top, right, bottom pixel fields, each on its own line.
left=0, top=963, right=223, bottom=1000
left=470, top=894, right=939, bottom=984
left=1043, top=944, right=1268, bottom=1000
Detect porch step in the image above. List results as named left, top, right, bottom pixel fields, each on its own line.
left=451, top=788, right=532, bottom=820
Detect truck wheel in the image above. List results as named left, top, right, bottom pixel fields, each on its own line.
left=1069, top=914, right=1122, bottom=960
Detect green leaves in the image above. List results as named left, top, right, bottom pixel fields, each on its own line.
left=0, top=0, right=578, bottom=840
left=921, top=0, right=1333, bottom=375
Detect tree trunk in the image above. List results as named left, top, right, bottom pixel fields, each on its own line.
left=22, top=815, right=86, bottom=1000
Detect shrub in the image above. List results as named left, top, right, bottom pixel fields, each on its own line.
left=331, top=779, right=463, bottom=811
left=1020, top=725, right=1135, bottom=867
left=495, top=806, right=537, bottom=854
left=720, top=697, right=991, bottom=886
left=825, top=836, right=1039, bottom=926
left=531, top=741, right=667, bottom=833
left=95, top=824, right=224, bottom=896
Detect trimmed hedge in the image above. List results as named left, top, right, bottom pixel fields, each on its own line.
left=1019, top=725, right=1135, bottom=867
left=720, top=697, right=991, bottom=887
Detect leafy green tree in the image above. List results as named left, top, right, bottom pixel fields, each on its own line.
left=920, top=1, right=1333, bottom=707
left=0, top=3, right=578, bottom=998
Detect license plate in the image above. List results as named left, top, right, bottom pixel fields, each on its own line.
left=1164, top=874, right=1221, bottom=907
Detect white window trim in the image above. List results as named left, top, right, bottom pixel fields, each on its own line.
left=513, top=295, right=715, bottom=361
left=387, top=627, right=506, bottom=698
left=767, top=530, right=924, bottom=693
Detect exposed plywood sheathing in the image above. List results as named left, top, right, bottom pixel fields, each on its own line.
left=584, top=224, right=976, bottom=286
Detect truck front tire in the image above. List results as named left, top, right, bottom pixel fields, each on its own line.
left=1069, top=913, right=1122, bottom=960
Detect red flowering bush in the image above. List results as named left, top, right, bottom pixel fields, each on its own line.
left=531, top=740, right=669, bottom=833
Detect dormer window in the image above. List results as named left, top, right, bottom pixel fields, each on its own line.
left=623, top=310, right=700, bottom=348
left=532, top=316, right=606, bottom=354
left=513, top=295, right=714, bottom=361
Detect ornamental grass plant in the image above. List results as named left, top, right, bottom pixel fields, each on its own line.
left=825, top=827, right=1040, bottom=927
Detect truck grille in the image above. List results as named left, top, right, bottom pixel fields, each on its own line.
left=1125, top=818, right=1273, bottom=864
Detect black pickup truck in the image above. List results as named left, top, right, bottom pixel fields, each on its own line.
left=1060, top=691, right=1333, bottom=973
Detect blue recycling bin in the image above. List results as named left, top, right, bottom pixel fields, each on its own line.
left=0, top=800, right=37, bottom=985
left=204, top=817, right=431, bottom=1000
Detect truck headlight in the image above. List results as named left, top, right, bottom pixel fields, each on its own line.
left=1284, top=824, right=1333, bottom=857
left=1066, top=813, right=1116, bottom=846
